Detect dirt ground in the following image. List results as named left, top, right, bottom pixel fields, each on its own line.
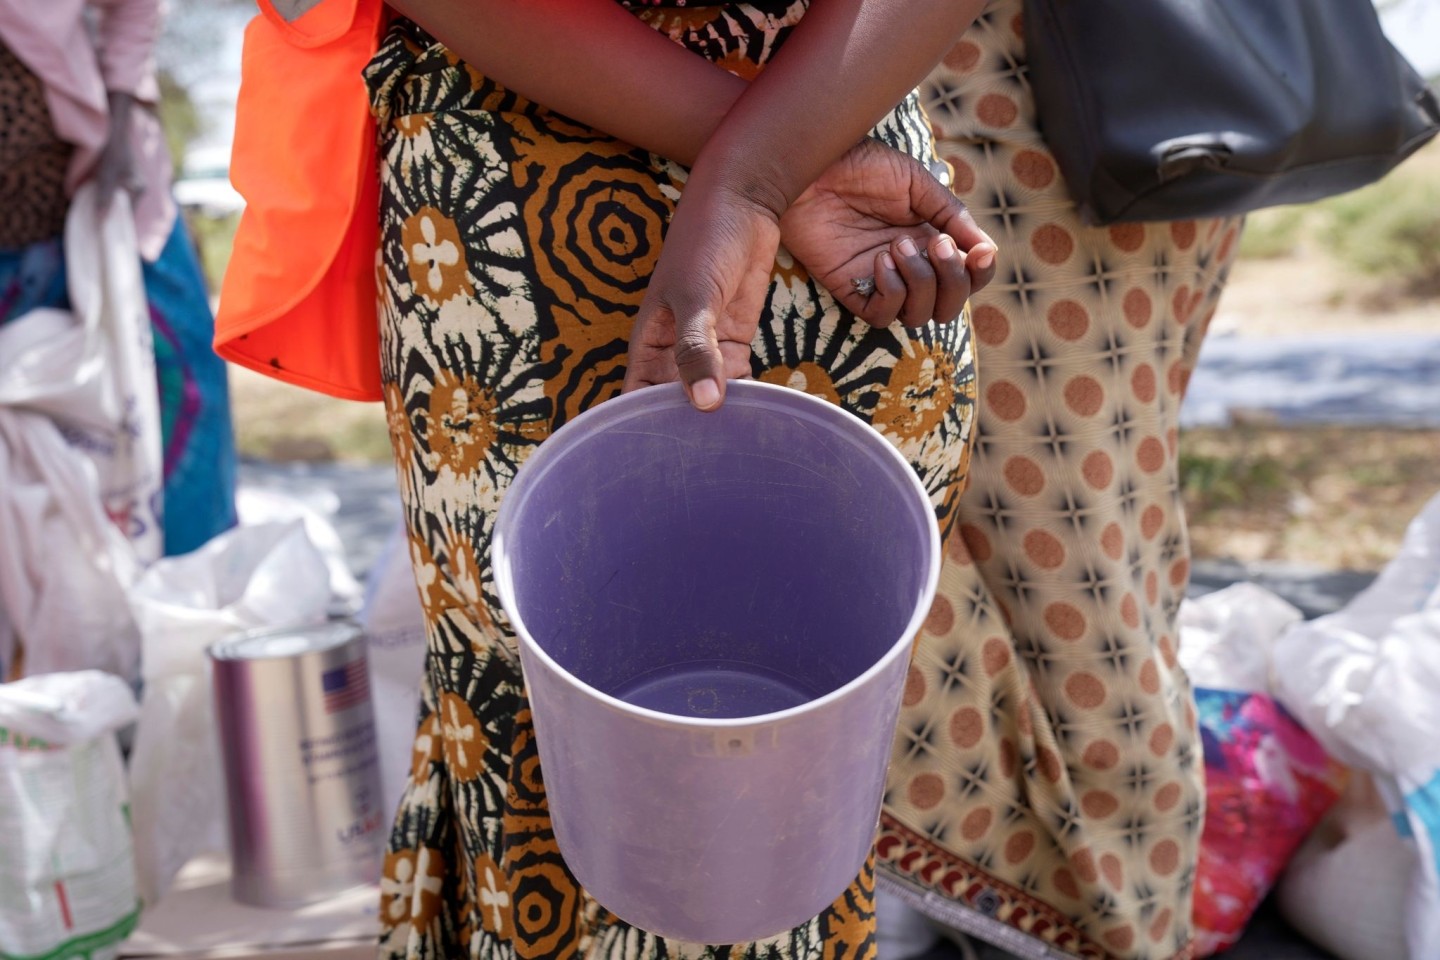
left=229, top=367, right=392, bottom=464
left=1182, top=425, right=1438, bottom=571
left=1211, top=255, right=1440, bottom=339
left=230, top=369, right=1439, bottom=576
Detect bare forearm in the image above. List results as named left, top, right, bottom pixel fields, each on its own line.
left=107, top=90, right=136, bottom=128
left=386, top=0, right=746, bottom=166
left=698, top=0, right=986, bottom=213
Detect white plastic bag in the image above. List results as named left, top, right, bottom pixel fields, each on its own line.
left=1271, top=491, right=1440, bottom=960
left=0, top=671, right=140, bottom=960
left=1178, top=581, right=1304, bottom=693
left=237, top=486, right=363, bottom=615
left=0, top=185, right=163, bottom=563
left=360, top=520, right=428, bottom=818
left=1277, top=772, right=1412, bottom=960
left=0, top=187, right=164, bottom=679
left=126, top=521, right=333, bottom=905
left=0, top=409, right=141, bottom=679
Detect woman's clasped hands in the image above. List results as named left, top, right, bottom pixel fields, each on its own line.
left=623, top=137, right=999, bottom=411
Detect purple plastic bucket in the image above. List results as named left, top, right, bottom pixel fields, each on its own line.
left=492, top=380, right=940, bottom=944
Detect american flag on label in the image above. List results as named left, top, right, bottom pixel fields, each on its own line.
left=321, top=659, right=370, bottom=714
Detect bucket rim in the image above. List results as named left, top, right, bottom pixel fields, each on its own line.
left=493, top=379, right=943, bottom=729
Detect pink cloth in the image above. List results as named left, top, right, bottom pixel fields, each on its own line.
left=0, top=0, right=176, bottom=260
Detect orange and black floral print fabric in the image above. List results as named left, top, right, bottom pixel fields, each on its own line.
left=366, top=4, right=974, bottom=958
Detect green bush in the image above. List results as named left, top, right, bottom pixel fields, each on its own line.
left=157, top=70, right=206, bottom=173
left=184, top=211, right=240, bottom=295
left=1233, top=141, right=1440, bottom=300
left=1318, top=171, right=1440, bottom=296
left=1179, top=448, right=1287, bottom=510
left=1238, top=206, right=1307, bottom=259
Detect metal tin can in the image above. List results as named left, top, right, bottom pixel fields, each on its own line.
left=209, top=621, right=385, bottom=908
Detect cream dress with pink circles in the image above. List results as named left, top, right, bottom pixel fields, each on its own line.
left=878, top=3, right=1243, bottom=958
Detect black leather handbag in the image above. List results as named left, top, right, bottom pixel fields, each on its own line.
left=1023, top=0, right=1440, bottom=224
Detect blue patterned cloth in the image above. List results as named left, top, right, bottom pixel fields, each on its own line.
left=0, top=237, right=66, bottom=320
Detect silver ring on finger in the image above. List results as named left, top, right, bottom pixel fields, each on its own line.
left=850, top=276, right=877, bottom=297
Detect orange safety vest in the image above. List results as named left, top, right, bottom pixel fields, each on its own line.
left=214, top=0, right=388, bottom=401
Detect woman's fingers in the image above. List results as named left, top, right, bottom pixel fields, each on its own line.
left=671, top=303, right=727, bottom=410
left=623, top=308, right=678, bottom=391
left=891, top=235, right=937, bottom=328
left=964, top=239, right=998, bottom=294
left=908, top=163, right=1000, bottom=295
left=853, top=230, right=975, bottom=328
left=855, top=250, right=907, bottom=328
left=929, top=233, right=972, bottom=325
left=910, top=163, right=993, bottom=248
left=623, top=299, right=729, bottom=411
left=935, top=204, right=998, bottom=295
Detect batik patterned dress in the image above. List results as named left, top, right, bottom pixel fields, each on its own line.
left=366, top=4, right=975, bottom=958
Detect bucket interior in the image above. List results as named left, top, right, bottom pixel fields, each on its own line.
left=500, top=386, right=937, bottom=720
